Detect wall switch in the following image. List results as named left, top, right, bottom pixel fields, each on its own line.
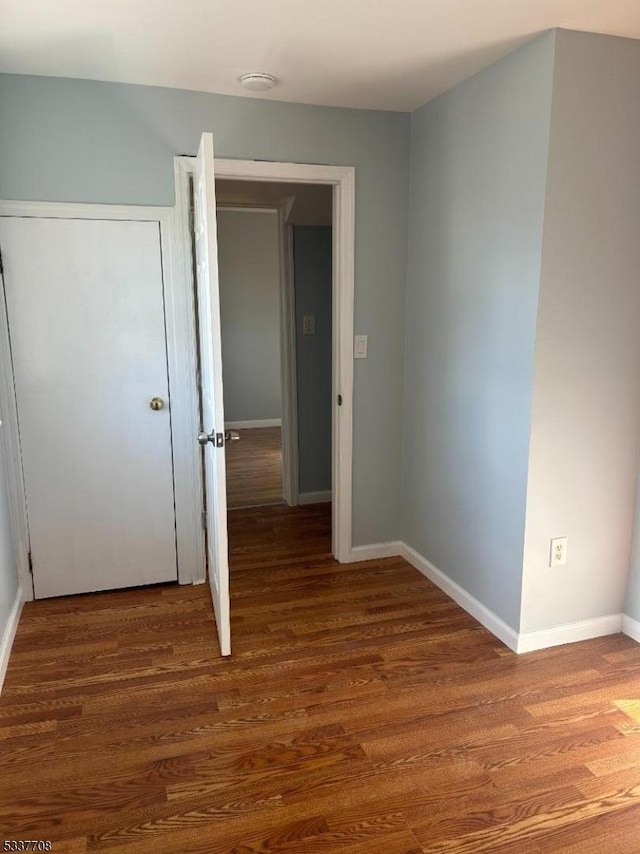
left=354, top=334, right=368, bottom=359
left=550, top=536, right=568, bottom=567
left=303, top=316, right=315, bottom=335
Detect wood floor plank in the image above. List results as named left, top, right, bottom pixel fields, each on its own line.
left=2, top=503, right=640, bottom=851
left=226, top=426, right=284, bottom=509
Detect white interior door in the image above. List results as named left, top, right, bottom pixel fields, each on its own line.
left=193, top=133, right=231, bottom=656
left=0, top=216, right=178, bottom=599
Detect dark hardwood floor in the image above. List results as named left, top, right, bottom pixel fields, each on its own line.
left=2, top=503, right=640, bottom=852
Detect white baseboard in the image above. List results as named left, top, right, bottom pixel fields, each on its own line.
left=299, top=490, right=332, bottom=505
left=400, top=543, right=520, bottom=651
left=348, top=541, right=402, bottom=563
left=622, top=614, right=640, bottom=643
left=517, top=614, right=623, bottom=653
left=0, top=586, right=23, bottom=694
left=398, top=541, right=628, bottom=654
left=224, top=419, right=281, bottom=429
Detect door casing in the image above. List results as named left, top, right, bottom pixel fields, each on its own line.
left=173, top=156, right=355, bottom=565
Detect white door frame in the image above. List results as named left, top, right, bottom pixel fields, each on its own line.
left=215, top=201, right=299, bottom=507
left=0, top=200, right=203, bottom=599
left=173, top=156, right=355, bottom=563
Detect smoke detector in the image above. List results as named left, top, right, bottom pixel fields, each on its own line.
left=238, top=72, right=278, bottom=92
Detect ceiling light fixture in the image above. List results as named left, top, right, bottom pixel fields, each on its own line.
left=238, top=72, right=278, bottom=92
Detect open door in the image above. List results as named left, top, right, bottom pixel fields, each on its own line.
left=193, top=132, right=231, bottom=656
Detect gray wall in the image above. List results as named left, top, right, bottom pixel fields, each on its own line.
left=0, top=73, right=410, bottom=546
left=294, top=226, right=332, bottom=495
left=217, top=210, right=281, bottom=424
left=0, top=439, right=19, bottom=655
left=522, top=31, right=640, bottom=632
left=402, top=33, right=556, bottom=630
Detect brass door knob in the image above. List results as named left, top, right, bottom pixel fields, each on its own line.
left=150, top=397, right=165, bottom=411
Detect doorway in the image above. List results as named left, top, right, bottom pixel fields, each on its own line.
left=174, top=154, right=355, bottom=567
left=174, top=146, right=355, bottom=655
left=216, top=206, right=286, bottom=510
left=215, top=183, right=334, bottom=516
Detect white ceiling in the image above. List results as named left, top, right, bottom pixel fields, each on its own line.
left=1, top=0, right=640, bottom=111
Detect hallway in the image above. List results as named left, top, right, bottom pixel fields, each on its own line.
left=225, top=427, right=284, bottom=509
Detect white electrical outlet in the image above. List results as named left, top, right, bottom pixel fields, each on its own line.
left=303, top=315, right=315, bottom=335
left=550, top=536, right=568, bottom=567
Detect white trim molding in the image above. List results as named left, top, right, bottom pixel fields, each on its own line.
left=174, top=155, right=355, bottom=565
left=0, top=586, right=23, bottom=694
left=399, top=540, right=626, bottom=654
left=0, top=198, right=204, bottom=588
left=225, top=419, right=281, bottom=430
left=348, top=541, right=402, bottom=562
left=517, top=614, right=623, bottom=653
left=299, top=490, right=332, bottom=506
left=400, top=543, right=520, bottom=652
left=622, top=614, right=640, bottom=643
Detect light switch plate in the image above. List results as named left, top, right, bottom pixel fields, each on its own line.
left=354, top=335, right=368, bottom=359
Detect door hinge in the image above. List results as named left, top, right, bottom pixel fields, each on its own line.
left=0, top=245, right=4, bottom=277
left=201, top=509, right=207, bottom=529
left=337, top=394, right=343, bottom=406
left=27, top=551, right=33, bottom=576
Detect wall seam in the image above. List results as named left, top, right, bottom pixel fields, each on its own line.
left=518, top=29, right=559, bottom=634
left=399, top=111, right=417, bottom=543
